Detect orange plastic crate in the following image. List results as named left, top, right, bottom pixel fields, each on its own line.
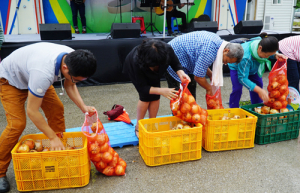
left=203, top=108, right=257, bottom=152
left=11, top=132, right=90, bottom=191
left=139, top=116, right=202, bottom=166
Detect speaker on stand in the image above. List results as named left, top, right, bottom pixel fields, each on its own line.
left=110, top=23, right=141, bottom=39
left=188, top=21, right=218, bottom=33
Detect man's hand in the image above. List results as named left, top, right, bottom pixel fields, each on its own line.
left=160, top=88, right=179, bottom=100
left=82, top=106, right=96, bottom=115
left=50, top=136, right=65, bottom=151
left=177, top=70, right=191, bottom=82
left=206, top=87, right=213, bottom=96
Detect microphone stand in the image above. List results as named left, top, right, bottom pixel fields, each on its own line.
left=119, top=0, right=122, bottom=23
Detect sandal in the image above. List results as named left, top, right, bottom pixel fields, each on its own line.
left=135, top=128, right=139, bottom=139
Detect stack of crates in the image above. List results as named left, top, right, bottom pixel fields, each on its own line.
left=203, top=108, right=257, bottom=151
left=11, top=132, right=90, bottom=192
left=241, top=103, right=300, bottom=144
left=139, top=116, right=202, bottom=166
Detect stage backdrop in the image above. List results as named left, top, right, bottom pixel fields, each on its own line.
left=0, top=0, right=247, bottom=34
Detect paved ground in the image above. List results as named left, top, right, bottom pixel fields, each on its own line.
left=1, top=72, right=300, bottom=193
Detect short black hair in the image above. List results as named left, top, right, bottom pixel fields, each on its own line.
left=259, top=32, right=279, bottom=53
left=64, top=49, right=97, bottom=77
left=137, top=39, right=168, bottom=68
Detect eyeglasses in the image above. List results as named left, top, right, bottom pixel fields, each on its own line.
left=70, top=75, right=79, bottom=83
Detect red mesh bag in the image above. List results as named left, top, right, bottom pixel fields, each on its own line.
left=170, top=79, right=207, bottom=126
left=206, top=86, right=224, bottom=109
left=265, top=58, right=289, bottom=109
left=81, top=111, right=127, bottom=176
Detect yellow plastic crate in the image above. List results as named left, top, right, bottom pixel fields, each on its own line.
left=11, top=132, right=90, bottom=192
left=203, top=108, right=257, bottom=152
left=139, top=116, right=202, bottom=166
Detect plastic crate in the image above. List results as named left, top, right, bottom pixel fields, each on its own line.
left=139, top=116, right=202, bottom=166
left=241, top=103, right=300, bottom=144
left=203, top=108, right=257, bottom=151
left=11, top=132, right=90, bottom=192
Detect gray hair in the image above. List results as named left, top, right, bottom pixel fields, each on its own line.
left=225, top=43, right=244, bottom=63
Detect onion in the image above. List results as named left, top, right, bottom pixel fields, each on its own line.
left=271, top=77, right=278, bottom=83
left=180, top=103, right=191, bottom=114
left=187, top=95, right=195, bottom=104
left=261, top=106, right=271, bottom=114
left=268, top=98, right=275, bottom=104
left=278, top=75, right=287, bottom=85
left=108, top=147, right=115, bottom=155
left=267, top=84, right=272, bottom=92
left=270, top=90, right=281, bottom=98
left=43, top=147, right=50, bottom=152
left=183, top=93, right=189, bottom=103
left=113, top=152, right=119, bottom=161
left=118, top=158, right=127, bottom=168
left=279, top=84, right=288, bottom=94
left=96, top=134, right=106, bottom=146
left=221, top=116, right=229, bottom=120
left=18, top=144, right=30, bottom=153
left=278, top=94, right=287, bottom=102
left=115, top=165, right=125, bottom=176
left=103, top=166, right=115, bottom=176
left=280, top=108, right=289, bottom=113
left=192, top=114, right=201, bottom=122
left=96, top=161, right=107, bottom=169
left=91, top=122, right=103, bottom=133
left=191, top=105, right=199, bottom=114
left=200, top=115, right=207, bottom=126
left=35, top=142, right=43, bottom=152
left=232, top=115, right=240, bottom=119
left=108, top=156, right=119, bottom=168
left=172, top=102, right=179, bottom=112
left=176, top=123, right=183, bottom=130
left=91, top=153, right=102, bottom=162
left=99, top=143, right=109, bottom=153
left=281, top=100, right=288, bottom=108
left=102, top=152, right=113, bottom=163
left=104, top=133, right=109, bottom=143
left=30, top=150, right=38, bottom=153
left=273, top=101, right=282, bottom=109
left=176, top=110, right=182, bottom=117
left=23, top=139, right=35, bottom=150
left=183, top=125, right=191, bottom=129
left=200, top=109, right=208, bottom=116
left=89, top=133, right=97, bottom=143
left=89, top=143, right=100, bottom=154
left=207, top=99, right=216, bottom=108
left=183, top=112, right=192, bottom=122
left=270, top=81, right=280, bottom=90
left=254, top=107, right=262, bottom=114
left=270, top=109, right=279, bottom=114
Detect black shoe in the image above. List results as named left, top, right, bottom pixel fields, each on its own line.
left=0, top=176, right=10, bottom=193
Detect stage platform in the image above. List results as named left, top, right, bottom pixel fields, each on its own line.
left=1, top=30, right=298, bottom=86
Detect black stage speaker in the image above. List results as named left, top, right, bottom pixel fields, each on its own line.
left=39, top=24, right=72, bottom=40
left=188, top=21, right=218, bottom=33
left=234, top=20, right=263, bottom=34
left=110, top=23, right=140, bottom=39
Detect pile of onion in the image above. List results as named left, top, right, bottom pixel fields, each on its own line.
left=88, top=133, right=126, bottom=176
left=265, top=73, right=289, bottom=110
left=171, top=92, right=207, bottom=126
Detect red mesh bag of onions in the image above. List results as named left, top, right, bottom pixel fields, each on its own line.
left=265, top=58, right=289, bottom=110
left=82, top=111, right=126, bottom=176
left=170, top=79, right=208, bottom=126
left=206, top=86, right=224, bottom=109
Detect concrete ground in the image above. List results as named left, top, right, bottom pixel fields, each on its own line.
left=1, top=72, right=300, bottom=193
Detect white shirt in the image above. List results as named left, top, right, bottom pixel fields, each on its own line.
left=0, top=42, right=74, bottom=97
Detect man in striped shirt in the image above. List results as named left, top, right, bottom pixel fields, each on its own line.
left=279, top=35, right=300, bottom=92
left=166, top=31, right=244, bottom=99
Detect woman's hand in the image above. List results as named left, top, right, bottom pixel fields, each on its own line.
left=275, top=53, right=288, bottom=60
left=160, top=88, right=179, bottom=100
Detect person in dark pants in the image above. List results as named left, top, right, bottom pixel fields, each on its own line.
left=123, top=39, right=190, bottom=138
left=70, top=0, right=87, bottom=34
left=166, top=0, right=187, bottom=35
left=279, top=35, right=300, bottom=92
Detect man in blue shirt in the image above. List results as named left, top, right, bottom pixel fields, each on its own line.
left=166, top=31, right=244, bottom=99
